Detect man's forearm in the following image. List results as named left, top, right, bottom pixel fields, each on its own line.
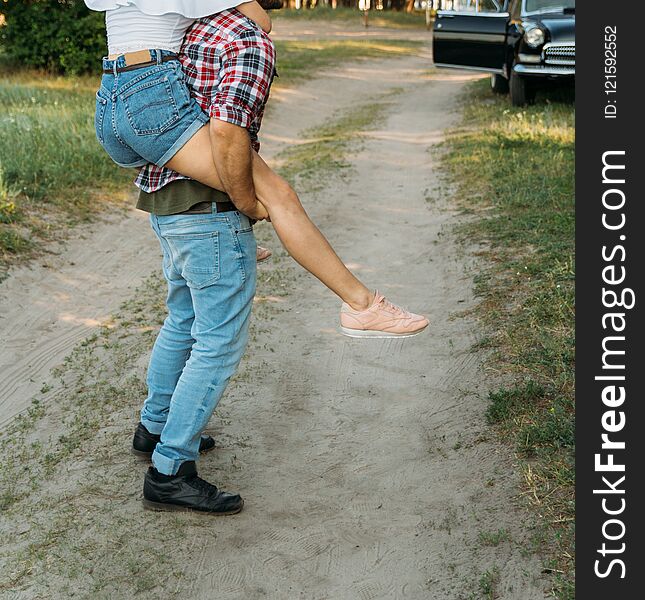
left=209, top=119, right=257, bottom=213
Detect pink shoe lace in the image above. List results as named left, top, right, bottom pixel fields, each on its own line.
left=371, top=292, right=412, bottom=318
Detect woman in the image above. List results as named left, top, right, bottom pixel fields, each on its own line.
left=85, top=0, right=429, bottom=338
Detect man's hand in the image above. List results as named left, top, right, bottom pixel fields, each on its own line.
left=237, top=1, right=273, bottom=34
left=209, top=119, right=267, bottom=220
left=245, top=200, right=270, bottom=221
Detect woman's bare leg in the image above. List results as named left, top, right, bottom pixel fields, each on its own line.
left=165, top=125, right=226, bottom=191
left=166, top=125, right=374, bottom=310
left=166, top=126, right=272, bottom=263
left=250, top=153, right=373, bottom=310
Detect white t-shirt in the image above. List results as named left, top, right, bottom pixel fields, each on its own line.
left=85, top=1, right=245, bottom=18
left=84, top=0, right=249, bottom=55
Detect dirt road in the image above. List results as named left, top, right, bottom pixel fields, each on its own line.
left=1, top=29, right=548, bottom=599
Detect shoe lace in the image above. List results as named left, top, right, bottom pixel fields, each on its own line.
left=189, top=474, right=219, bottom=497
left=378, top=296, right=411, bottom=318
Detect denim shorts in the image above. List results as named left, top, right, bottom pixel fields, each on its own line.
left=95, top=50, right=209, bottom=168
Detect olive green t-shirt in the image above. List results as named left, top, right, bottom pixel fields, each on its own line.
left=136, top=179, right=231, bottom=215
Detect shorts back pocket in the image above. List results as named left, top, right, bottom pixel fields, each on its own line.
left=122, top=74, right=180, bottom=136
left=94, top=90, right=108, bottom=145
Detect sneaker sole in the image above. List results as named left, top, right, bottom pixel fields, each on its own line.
left=142, top=498, right=244, bottom=515
left=339, top=324, right=429, bottom=339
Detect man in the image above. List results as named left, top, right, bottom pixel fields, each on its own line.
left=131, top=7, right=278, bottom=515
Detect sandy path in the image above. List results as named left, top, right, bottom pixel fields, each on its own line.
left=174, top=55, right=547, bottom=600
left=0, top=212, right=158, bottom=429
left=1, top=35, right=548, bottom=599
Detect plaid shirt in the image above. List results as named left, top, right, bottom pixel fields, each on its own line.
left=134, top=10, right=276, bottom=193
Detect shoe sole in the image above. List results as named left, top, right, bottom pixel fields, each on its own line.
left=142, top=498, right=244, bottom=515
left=131, top=444, right=216, bottom=460
left=339, top=323, right=429, bottom=339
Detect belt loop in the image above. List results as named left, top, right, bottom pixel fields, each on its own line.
left=155, top=49, right=162, bottom=65
left=112, top=59, right=118, bottom=77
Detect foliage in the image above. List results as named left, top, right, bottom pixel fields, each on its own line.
left=0, top=1, right=105, bottom=75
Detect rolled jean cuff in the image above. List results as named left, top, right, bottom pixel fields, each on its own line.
left=152, top=448, right=194, bottom=476
left=140, top=417, right=165, bottom=436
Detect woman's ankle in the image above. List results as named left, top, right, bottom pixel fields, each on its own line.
left=345, top=289, right=375, bottom=312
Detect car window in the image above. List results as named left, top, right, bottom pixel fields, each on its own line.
left=524, top=0, right=574, bottom=14
left=440, top=0, right=505, bottom=12
left=478, top=0, right=504, bottom=11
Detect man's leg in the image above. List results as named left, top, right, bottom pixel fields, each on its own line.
left=150, top=209, right=257, bottom=476
left=140, top=214, right=195, bottom=436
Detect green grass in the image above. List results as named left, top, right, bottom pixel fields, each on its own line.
left=477, top=528, right=511, bottom=547
left=0, top=76, right=129, bottom=200
left=273, top=38, right=422, bottom=85
left=0, top=71, right=132, bottom=267
left=478, top=567, right=500, bottom=600
left=274, top=6, right=428, bottom=29
left=444, top=82, right=574, bottom=599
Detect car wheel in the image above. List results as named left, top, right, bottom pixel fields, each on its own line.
left=490, top=74, right=509, bottom=94
left=509, top=67, right=536, bottom=106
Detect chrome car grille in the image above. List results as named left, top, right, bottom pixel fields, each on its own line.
left=543, top=44, right=575, bottom=66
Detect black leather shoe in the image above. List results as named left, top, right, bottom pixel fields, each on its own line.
left=132, top=423, right=215, bottom=458
left=142, top=461, right=244, bottom=515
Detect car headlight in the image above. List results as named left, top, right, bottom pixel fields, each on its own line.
left=524, top=26, right=545, bottom=48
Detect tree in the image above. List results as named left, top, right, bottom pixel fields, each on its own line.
left=0, top=1, right=105, bottom=75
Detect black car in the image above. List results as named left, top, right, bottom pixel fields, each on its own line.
left=432, top=0, right=575, bottom=105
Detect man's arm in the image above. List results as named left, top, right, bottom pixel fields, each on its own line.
left=207, top=31, right=276, bottom=220
left=209, top=119, right=268, bottom=220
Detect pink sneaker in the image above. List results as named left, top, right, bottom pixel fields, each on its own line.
left=340, top=291, right=429, bottom=338
left=257, top=245, right=272, bottom=263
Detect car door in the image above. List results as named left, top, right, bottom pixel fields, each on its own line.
left=433, top=0, right=510, bottom=73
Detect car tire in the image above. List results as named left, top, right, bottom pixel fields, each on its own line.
left=490, top=74, right=509, bottom=94
left=509, top=67, right=536, bottom=106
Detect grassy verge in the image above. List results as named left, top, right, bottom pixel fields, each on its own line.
left=0, top=72, right=132, bottom=272
left=0, top=38, right=419, bottom=275
left=274, top=6, right=428, bottom=29
left=443, top=82, right=575, bottom=598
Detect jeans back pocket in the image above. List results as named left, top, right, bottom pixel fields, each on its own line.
left=121, top=72, right=181, bottom=136
left=164, top=231, right=220, bottom=289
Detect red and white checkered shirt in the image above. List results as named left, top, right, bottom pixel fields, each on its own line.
left=134, top=9, right=276, bottom=193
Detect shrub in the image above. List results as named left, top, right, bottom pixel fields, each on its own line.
left=0, top=1, right=106, bottom=75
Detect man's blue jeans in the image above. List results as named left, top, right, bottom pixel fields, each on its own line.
left=141, top=207, right=256, bottom=475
